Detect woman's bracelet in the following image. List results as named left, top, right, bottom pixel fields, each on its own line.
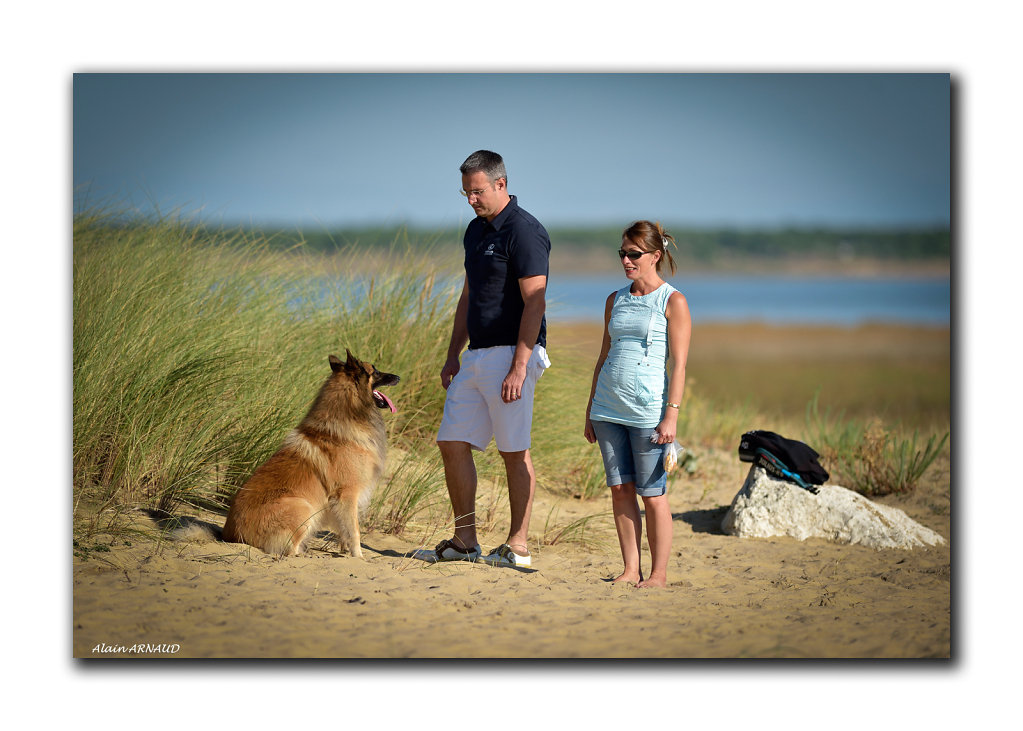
left=666, top=402, right=680, bottom=409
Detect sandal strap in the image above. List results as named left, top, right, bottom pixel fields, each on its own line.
left=494, top=543, right=528, bottom=559
left=435, top=539, right=475, bottom=556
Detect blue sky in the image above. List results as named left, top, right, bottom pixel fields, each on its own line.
left=73, top=73, right=949, bottom=230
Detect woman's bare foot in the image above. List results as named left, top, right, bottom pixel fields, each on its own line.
left=637, top=574, right=667, bottom=588
left=612, top=572, right=641, bottom=584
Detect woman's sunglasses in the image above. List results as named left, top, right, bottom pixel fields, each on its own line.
left=618, top=249, right=650, bottom=261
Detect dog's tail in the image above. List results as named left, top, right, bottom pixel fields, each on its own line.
left=169, top=519, right=223, bottom=543
left=140, top=509, right=223, bottom=543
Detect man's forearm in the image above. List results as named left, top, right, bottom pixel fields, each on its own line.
left=512, top=286, right=546, bottom=368
left=447, top=283, right=470, bottom=359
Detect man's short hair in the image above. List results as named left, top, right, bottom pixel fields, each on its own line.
left=460, top=150, right=507, bottom=185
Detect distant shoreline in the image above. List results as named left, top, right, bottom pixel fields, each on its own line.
left=311, top=245, right=950, bottom=280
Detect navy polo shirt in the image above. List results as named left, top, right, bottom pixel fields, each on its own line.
left=463, top=195, right=550, bottom=350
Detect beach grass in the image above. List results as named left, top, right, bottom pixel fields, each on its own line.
left=73, top=209, right=951, bottom=552
left=804, top=392, right=949, bottom=496
left=73, top=210, right=456, bottom=518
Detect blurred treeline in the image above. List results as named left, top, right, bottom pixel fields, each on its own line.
left=237, top=224, right=951, bottom=265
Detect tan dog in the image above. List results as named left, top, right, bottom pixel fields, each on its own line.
left=221, top=350, right=399, bottom=558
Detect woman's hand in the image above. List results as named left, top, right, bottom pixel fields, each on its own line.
left=654, top=415, right=677, bottom=445
left=584, top=418, right=597, bottom=444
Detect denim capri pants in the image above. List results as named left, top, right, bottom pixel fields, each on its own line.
left=590, top=420, right=668, bottom=497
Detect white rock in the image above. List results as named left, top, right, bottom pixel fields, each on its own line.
left=721, top=466, right=946, bottom=550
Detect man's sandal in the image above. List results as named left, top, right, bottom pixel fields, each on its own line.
left=481, top=543, right=532, bottom=568
left=433, top=539, right=481, bottom=562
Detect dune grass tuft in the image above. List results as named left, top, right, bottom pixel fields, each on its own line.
left=74, top=209, right=457, bottom=520
left=804, top=392, right=949, bottom=496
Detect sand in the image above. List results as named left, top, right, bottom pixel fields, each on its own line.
left=73, top=447, right=950, bottom=659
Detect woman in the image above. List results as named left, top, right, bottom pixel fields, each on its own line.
left=584, top=220, right=691, bottom=587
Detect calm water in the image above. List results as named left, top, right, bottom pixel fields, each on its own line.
left=546, top=274, right=951, bottom=326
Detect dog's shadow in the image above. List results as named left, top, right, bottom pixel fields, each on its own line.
left=140, top=512, right=537, bottom=572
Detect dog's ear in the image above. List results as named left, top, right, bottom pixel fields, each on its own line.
left=344, top=349, right=369, bottom=376
left=329, top=355, right=344, bottom=373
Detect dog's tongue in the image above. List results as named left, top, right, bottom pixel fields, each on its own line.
left=374, top=390, right=397, bottom=413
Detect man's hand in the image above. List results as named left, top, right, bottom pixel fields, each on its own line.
left=501, top=362, right=527, bottom=403
left=440, top=356, right=461, bottom=390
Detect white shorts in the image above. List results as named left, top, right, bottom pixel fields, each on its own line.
left=437, top=344, right=551, bottom=453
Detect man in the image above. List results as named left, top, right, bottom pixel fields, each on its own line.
left=434, top=150, right=551, bottom=568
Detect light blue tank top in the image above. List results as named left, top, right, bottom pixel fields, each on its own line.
left=589, top=282, right=678, bottom=428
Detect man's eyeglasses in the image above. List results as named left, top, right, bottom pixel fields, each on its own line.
left=618, top=249, right=650, bottom=261
left=459, top=183, right=495, bottom=200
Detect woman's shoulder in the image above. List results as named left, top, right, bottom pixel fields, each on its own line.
left=659, top=280, right=684, bottom=299
left=602, top=289, right=619, bottom=318
left=665, top=288, right=690, bottom=317
left=652, top=281, right=681, bottom=304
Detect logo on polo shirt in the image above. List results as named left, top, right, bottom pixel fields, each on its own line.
left=484, top=243, right=496, bottom=256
